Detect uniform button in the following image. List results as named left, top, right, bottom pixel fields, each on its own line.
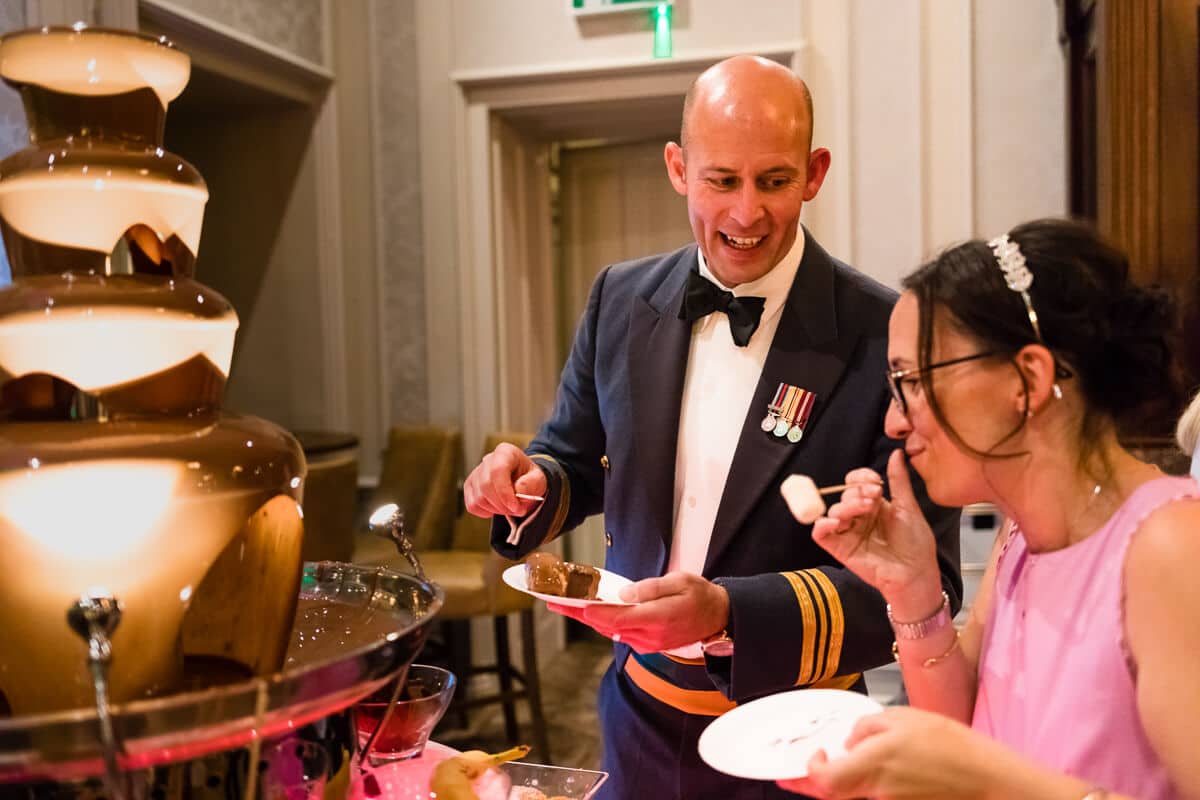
left=605, top=530, right=613, bottom=546
left=600, top=454, right=610, bottom=470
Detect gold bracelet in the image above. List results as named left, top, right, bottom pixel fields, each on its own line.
left=891, top=631, right=960, bottom=668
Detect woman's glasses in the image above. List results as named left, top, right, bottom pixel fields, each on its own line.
left=886, top=352, right=996, bottom=417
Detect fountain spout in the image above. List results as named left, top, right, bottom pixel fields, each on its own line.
left=66, top=592, right=126, bottom=800
left=368, top=503, right=427, bottom=582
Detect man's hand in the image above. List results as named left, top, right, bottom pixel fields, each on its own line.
left=463, top=442, right=548, bottom=518
left=548, top=572, right=730, bottom=653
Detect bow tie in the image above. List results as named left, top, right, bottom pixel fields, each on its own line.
left=678, top=269, right=766, bottom=347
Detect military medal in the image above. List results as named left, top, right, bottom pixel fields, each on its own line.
left=761, top=383, right=786, bottom=431
left=766, top=383, right=817, bottom=444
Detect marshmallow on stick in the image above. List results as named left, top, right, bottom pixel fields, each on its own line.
left=779, top=474, right=852, bottom=524
left=781, top=475, right=825, bottom=523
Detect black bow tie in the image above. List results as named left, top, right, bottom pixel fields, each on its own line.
left=678, top=269, right=766, bottom=347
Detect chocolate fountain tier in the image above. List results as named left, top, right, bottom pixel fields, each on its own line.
left=0, top=26, right=189, bottom=144
left=0, top=141, right=206, bottom=278
left=0, top=416, right=306, bottom=715
left=0, top=562, right=443, bottom=783
left=0, top=279, right=236, bottom=418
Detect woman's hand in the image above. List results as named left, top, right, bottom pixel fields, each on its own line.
left=777, top=707, right=995, bottom=799
left=810, top=449, right=939, bottom=604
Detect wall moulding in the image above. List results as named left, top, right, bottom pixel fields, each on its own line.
left=452, top=42, right=803, bottom=107
left=138, top=0, right=333, bottom=106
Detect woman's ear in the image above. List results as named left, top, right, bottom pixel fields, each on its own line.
left=1011, top=344, right=1061, bottom=416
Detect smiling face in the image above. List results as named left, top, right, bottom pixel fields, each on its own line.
left=884, top=292, right=1020, bottom=506
left=665, top=57, right=830, bottom=288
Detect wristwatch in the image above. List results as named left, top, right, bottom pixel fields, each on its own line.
left=887, top=591, right=952, bottom=640
left=700, top=629, right=734, bottom=657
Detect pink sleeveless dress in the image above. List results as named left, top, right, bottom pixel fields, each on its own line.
left=972, top=476, right=1199, bottom=799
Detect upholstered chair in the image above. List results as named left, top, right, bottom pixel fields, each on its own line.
left=353, top=425, right=463, bottom=564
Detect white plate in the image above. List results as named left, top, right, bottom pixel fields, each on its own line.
left=501, top=563, right=636, bottom=608
left=698, top=689, right=883, bottom=780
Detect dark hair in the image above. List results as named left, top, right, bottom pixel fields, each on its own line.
left=902, top=218, right=1178, bottom=456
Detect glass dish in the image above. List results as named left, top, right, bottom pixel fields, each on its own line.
left=500, top=761, right=609, bottom=800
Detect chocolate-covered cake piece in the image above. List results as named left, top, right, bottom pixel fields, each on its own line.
left=563, top=562, right=600, bottom=600
left=523, top=551, right=601, bottom=600
left=524, top=551, right=566, bottom=595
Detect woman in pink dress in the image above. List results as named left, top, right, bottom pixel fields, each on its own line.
left=780, top=219, right=1200, bottom=799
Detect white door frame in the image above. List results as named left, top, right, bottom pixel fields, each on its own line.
left=445, top=44, right=804, bottom=456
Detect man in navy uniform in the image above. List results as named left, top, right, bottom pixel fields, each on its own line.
left=464, top=55, right=961, bottom=799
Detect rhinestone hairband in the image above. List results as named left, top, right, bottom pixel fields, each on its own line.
left=987, top=233, right=1065, bottom=399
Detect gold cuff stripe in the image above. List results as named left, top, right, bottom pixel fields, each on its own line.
left=792, top=573, right=830, bottom=686
left=782, top=570, right=819, bottom=685
left=782, top=569, right=847, bottom=685
left=804, top=568, right=844, bottom=681
left=530, top=454, right=570, bottom=543
left=623, top=656, right=737, bottom=716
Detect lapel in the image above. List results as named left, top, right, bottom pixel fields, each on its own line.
left=627, top=247, right=695, bottom=559
left=703, top=231, right=860, bottom=574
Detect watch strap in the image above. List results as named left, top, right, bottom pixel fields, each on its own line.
left=887, top=590, right=951, bottom=640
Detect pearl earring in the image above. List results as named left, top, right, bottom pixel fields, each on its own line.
left=1052, top=383, right=1063, bottom=400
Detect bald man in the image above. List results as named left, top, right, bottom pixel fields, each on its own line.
left=466, top=56, right=961, bottom=799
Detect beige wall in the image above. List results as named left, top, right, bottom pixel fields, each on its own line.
left=973, top=0, right=1067, bottom=236
left=418, top=0, right=1068, bottom=450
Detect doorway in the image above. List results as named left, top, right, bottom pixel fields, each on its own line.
left=551, top=137, right=693, bottom=572
left=490, top=100, right=691, bottom=575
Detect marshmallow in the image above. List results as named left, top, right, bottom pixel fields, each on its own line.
left=781, top=474, right=826, bottom=524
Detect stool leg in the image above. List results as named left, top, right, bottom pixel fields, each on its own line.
left=494, top=614, right=519, bottom=741
left=447, top=619, right=472, bottom=729
left=519, top=608, right=550, bottom=762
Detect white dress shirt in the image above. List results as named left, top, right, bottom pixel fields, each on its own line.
left=665, top=229, right=806, bottom=658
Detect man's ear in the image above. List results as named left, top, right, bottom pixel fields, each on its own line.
left=664, top=141, right=687, bottom=196
left=803, top=148, right=831, bottom=201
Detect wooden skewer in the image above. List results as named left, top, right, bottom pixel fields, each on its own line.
left=818, top=483, right=847, bottom=496
left=515, top=492, right=545, bottom=502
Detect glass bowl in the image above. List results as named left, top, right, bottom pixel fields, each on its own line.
left=499, top=761, right=609, bottom=800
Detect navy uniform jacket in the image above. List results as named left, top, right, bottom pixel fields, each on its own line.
left=493, top=231, right=961, bottom=796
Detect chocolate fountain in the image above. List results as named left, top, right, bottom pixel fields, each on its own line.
left=0, top=25, right=441, bottom=799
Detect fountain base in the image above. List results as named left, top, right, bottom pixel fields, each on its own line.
left=0, top=562, right=443, bottom=800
